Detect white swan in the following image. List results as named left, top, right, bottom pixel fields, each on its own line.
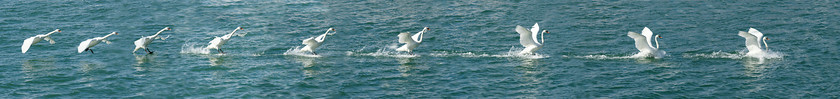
left=515, top=23, right=549, bottom=55
left=78, top=32, right=119, bottom=54
left=22, top=29, right=61, bottom=53
left=396, top=27, right=430, bottom=55
left=206, top=27, right=244, bottom=54
left=627, top=27, right=664, bottom=58
left=133, top=27, right=171, bottom=54
left=738, top=28, right=770, bottom=57
left=301, top=28, right=336, bottom=55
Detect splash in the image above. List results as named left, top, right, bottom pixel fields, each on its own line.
left=684, top=50, right=783, bottom=59
left=572, top=55, right=636, bottom=59
left=426, top=47, right=549, bottom=59
left=346, top=48, right=418, bottom=58
left=283, top=46, right=322, bottom=57
left=180, top=42, right=211, bottom=54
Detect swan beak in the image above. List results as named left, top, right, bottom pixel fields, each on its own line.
left=238, top=27, right=244, bottom=30
left=546, top=31, right=550, bottom=34
left=658, top=36, right=662, bottom=38
left=167, top=27, right=172, bottom=30
left=115, top=32, right=119, bottom=35
left=58, top=30, right=61, bottom=32
left=765, top=37, right=769, bottom=40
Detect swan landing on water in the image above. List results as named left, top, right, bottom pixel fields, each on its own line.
left=627, top=27, right=665, bottom=58
left=396, top=27, right=430, bottom=55
left=133, top=27, right=171, bottom=54
left=78, top=32, right=119, bottom=54
left=738, top=28, right=771, bottom=58
left=301, top=28, right=336, bottom=55
left=22, top=29, right=61, bottom=53
left=514, top=23, right=549, bottom=55
left=206, top=27, right=244, bottom=54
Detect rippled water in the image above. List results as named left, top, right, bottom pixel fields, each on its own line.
left=2, top=0, right=839, bottom=98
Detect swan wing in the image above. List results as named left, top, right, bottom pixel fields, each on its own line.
left=209, top=37, right=221, bottom=44
left=134, top=38, right=147, bottom=47
left=398, top=32, right=412, bottom=43
left=641, top=27, right=655, bottom=48
left=314, top=33, right=327, bottom=42
left=78, top=39, right=92, bottom=53
left=22, top=37, right=36, bottom=53
left=302, top=37, right=318, bottom=45
left=530, top=23, right=542, bottom=45
left=738, top=31, right=762, bottom=52
left=44, top=36, right=55, bottom=44
left=411, top=31, right=424, bottom=43
left=748, top=28, right=764, bottom=47
left=516, top=25, right=538, bottom=47
left=628, top=32, right=654, bottom=52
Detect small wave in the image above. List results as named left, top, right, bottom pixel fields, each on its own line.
left=282, top=46, right=322, bottom=57
left=683, top=51, right=743, bottom=59
left=684, top=50, right=784, bottom=59
left=180, top=43, right=211, bottom=54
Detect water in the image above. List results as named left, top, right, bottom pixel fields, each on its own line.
left=2, top=0, right=839, bottom=98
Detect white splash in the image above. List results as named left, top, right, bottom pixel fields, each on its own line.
left=180, top=42, right=210, bottom=54
left=283, top=46, right=322, bottom=57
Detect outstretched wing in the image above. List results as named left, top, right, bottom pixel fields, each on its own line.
left=78, top=39, right=92, bottom=53
left=44, top=36, right=55, bottom=44
left=516, top=25, right=538, bottom=47
left=747, top=28, right=764, bottom=48
left=530, top=23, right=541, bottom=45
left=628, top=32, right=653, bottom=52
left=314, top=33, right=328, bottom=42
left=302, top=37, right=317, bottom=45
left=738, top=31, right=762, bottom=52
left=398, top=32, right=412, bottom=43
left=641, top=27, right=654, bottom=49
left=22, top=37, right=36, bottom=53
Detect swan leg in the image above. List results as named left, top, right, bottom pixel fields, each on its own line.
left=146, top=48, right=154, bottom=54
left=87, top=48, right=94, bottom=54
left=312, top=52, right=317, bottom=55
left=219, top=49, right=225, bottom=54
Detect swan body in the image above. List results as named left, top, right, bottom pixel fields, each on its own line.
left=396, top=27, right=430, bottom=54
left=22, top=29, right=61, bottom=53
left=206, top=27, right=244, bottom=54
left=738, top=28, right=770, bottom=57
left=301, top=28, right=336, bottom=55
left=627, top=27, right=664, bottom=58
left=515, top=23, right=549, bottom=55
left=133, top=27, right=171, bottom=54
left=78, top=32, right=119, bottom=54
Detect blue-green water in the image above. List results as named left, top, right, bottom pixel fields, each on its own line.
left=2, top=0, right=840, bottom=98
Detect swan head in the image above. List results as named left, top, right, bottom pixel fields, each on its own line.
left=326, top=28, right=336, bottom=35
left=237, top=27, right=244, bottom=30
left=56, top=29, right=61, bottom=32
left=542, top=30, right=549, bottom=34
left=424, top=27, right=430, bottom=31
left=656, top=35, right=661, bottom=38
left=763, top=37, right=769, bottom=40
left=113, top=32, right=119, bottom=35
left=165, top=27, right=171, bottom=30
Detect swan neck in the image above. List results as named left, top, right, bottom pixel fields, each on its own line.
left=45, top=30, right=59, bottom=36
left=540, top=31, right=545, bottom=44
left=762, top=38, right=768, bottom=51
left=654, top=37, right=659, bottom=49
left=153, top=28, right=168, bottom=36
left=417, top=31, right=424, bottom=42
left=103, top=32, right=117, bottom=38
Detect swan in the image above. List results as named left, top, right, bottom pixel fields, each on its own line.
left=396, top=27, right=430, bottom=55
left=627, top=27, right=664, bottom=58
left=78, top=32, right=119, bottom=54
left=206, top=27, right=244, bottom=54
left=738, top=28, right=770, bottom=57
left=133, top=27, right=171, bottom=54
left=514, top=23, right=549, bottom=55
left=301, top=28, right=336, bottom=55
left=21, top=29, right=61, bottom=53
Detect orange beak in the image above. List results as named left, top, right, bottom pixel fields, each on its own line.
left=58, top=30, right=61, bottom=32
